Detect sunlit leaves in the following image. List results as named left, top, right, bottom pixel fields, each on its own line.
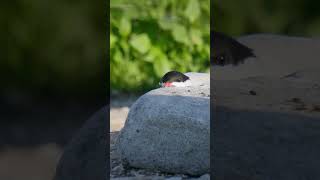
left=110, top=0, right=210, bottom=92
left=190, top=28, right=203, bottom=45
left=119, top=17, right=131, bottom=37
left=110, top=33, right=117, bottom=48
left=172, top=24, right=189, bottom=44
left=184, top=0, right=200, bottom=23
left=129, top=33, right=151, bottom=54
left=153, top=57, right=170, bottom=78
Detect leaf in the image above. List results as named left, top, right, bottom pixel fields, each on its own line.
left=119, top=17, right=131, bottom=37
left=110, top=33, right=117, bottom=48
left=110, top=0, right=210, bottom=92
left=184, top=0, right=200, bottom=23
left=129, top=34, right=151, bottom=54
left=158, top=18, right=175, bottom=30
left=112, top=50, right=123, bottom=63
left=171, top=24, right=189, bottom=44
left=120, top=39, right=129, bottom=53
left=189, top=28, right=203, bottom=45
left=153, top=55, right=170, bottom=77
left=144, top=47, right=163, bottom=62
left=144, top=53, right=155, bottom=62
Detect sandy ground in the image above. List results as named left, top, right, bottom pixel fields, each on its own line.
left=110, top=95, right=139, bottom=132
left=0, top=99, right=103, bottom=180
left=0, top=144, right=62, bottom=180
left=110, top=107, right=130, bottom=131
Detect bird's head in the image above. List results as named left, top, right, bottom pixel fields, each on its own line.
left=211, top=31, right=255, bottom=66
left=159, top=71, right=191, bottom=88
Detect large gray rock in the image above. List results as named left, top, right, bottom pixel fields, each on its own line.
left=117, top=73, right=210, bottom=176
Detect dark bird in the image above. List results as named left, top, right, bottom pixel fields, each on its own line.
left=159, top=71, right=191, bottom=87
left=211, top=31, right=255, bottom=66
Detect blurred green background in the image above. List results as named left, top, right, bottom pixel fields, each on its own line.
left=2, top=0, right=320, bottom=97
left=212, top=0, right=320, bottom=37
left=110, top=0, right=210, bottom=93
left=2, top=0, right=106, bottom=101
left=1, top=1, right=107, bottom=180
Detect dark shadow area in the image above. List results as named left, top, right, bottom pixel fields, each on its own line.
left=212, top=1, right=320, bottom=179
left=54, top=106, right=108, bottom=180
left=2, top=0, right=108, bottom=179
left=0, top=99, right=104, bottom=148
left=213, top=106, right=320, bottom=180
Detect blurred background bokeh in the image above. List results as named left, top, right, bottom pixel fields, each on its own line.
left=110, top=0, right=210, bottom=93
left=212, top=0, right=320, bottom=37
left=2, top=0, right=106, bottom=179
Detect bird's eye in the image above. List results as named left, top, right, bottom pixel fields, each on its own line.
left=212, top=53, right=227, bottom=66
left=218, top=55, right=226, bottom=65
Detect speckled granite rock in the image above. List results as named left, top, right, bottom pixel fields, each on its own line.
left=117, top=73, right=210, bottom=176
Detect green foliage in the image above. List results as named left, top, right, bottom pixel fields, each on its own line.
left=110, top=0, right=210, bottom=92
left=2, top=0, right=106, bottom=98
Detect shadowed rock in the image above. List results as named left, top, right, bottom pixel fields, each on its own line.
left=54, top=106, right=108, bottom=180
left=213, top=34, right=320, bottom=80
left=212, top=74, right=320, bottom=179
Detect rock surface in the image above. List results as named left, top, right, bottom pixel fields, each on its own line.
left=54, top=106, right=108, bottom=180
left=116, top=73, right=210, bottom=176
left=211, top=36, right=320, bottom=180
left=213, top=34, right=320, bottom=80
left=110, top=173, right=210, bottom=180
left=212, top=34, right=320, bottom=179
left=213, top=77, right=320, bottom=180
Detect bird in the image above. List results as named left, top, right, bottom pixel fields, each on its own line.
left=160, top=31, right=256, bottom=86
left=211, top=31, right=256, bottom=66
left=159, top=71, right=191, bottom=87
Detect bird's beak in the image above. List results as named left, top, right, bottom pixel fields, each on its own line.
left=164, top=82, right=172, bottom=87
left=159, top=82, right=172, bottom=87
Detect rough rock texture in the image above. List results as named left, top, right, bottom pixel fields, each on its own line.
left=110, top=173, right=210, bottom=180
left=117, top=73, right=210, bottom=176
left=111, top=131, right=192, bottom=179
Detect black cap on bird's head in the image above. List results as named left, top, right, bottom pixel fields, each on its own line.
left=159, top=71, right=190, bottom=87
left=211, top=31, right=255, bottom=66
